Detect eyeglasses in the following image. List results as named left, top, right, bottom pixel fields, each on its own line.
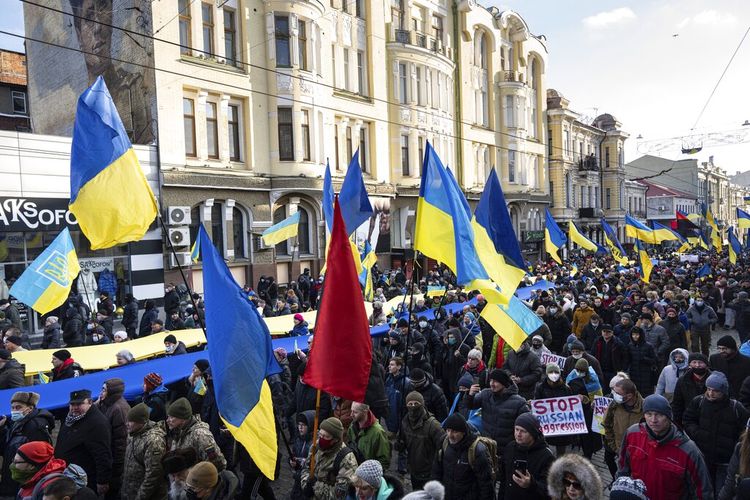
left=563, top=478, right=582, bottom=490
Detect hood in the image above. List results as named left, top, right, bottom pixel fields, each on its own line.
left=298, top=410, right=316, bottom=430
left=23, top=409, right=56, bottom=434
left=492, top=383, right=520, bottom=401
left=105, top=378, right=125, bottom=399
left=669, top=348, right=689, bottom=370
left=547, top=454, right=603, bottom=500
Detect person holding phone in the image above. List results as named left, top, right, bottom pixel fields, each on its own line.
left=500, top=413, right=555, bottom=500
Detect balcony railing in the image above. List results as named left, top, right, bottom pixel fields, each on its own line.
left=388, top=28, right=448, bottom=57
left=578, top=154, right=599, bottom=172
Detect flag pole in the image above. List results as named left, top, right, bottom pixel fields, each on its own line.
left=309, top=388, right=322, bottom=474
left=400, top=250, right=419, bottom=417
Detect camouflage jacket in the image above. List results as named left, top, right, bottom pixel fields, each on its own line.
left=300, top=443, right=357, bottom=499
left=123, top=421, right=168, bottom=500
left=164, top=417, right=226, bottom=471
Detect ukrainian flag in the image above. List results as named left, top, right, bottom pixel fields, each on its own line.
left=426, top=286, right=447, bottom=297
left=568, top=221, right=598, bottom=252
left=262, top=212, right=300, bottom=247
left=729, top=226, right=742, bottom=264
left=190, top=237, right=201, bottom=263
left=68, top=76, right=157, bottom=250
left=570, top=263, right=579, bottom=277
left=702, top=205, right=722, bottom=251
left=359, top=240, right=377, bottom=301
left=544, top=209, right=566, bottom=264
left=625, top=214, right=655, bottom=244
left=9, top=228, right=80, bottom=315
left=600, top=219, right=628, bottom=265
left=471, top=168, right=526, bottom=304
left=636, top=238, right=653, bottom=283
left=198, top=225, right=280, bottom=479
left=651, top=221, right=682, bottom=243
left=738, top=208, right=750, bottom=230
left=480, top=296, right=545, bottom=350
left=322, top=161, right=335, bottom=232
left=414, top=142, right=504, bottom=303
left=321, top=160, right=365, bottom=275
left=697, top=262, right=712, bottom=278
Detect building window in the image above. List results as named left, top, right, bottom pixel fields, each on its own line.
left=232, top=207, right=247, bottom=259
left=432, top=15, right=443, bottom=42
left=530, top=60, right=538, bottom=138
left=548, top=129, right=553, bottom=156
left=275, top=16, right=291, bottom=67
left=606, top=188, right=611, bottom=209
left=278, top=107, right=294, bottom=161
left=224, top=10, right=237, bottom=65
left=201, top=3, right=214, bottom=56
left=343, top=48, right=350, bottom=90
left=605, top=147, right=610, bottom=168
left=183, top=98, right=196, bottom=157
left=398, top=63, right=408, bottom=104
left=355, top=0, right=364, bottom=19
left=301, top=110, right=311, bottom=161
left=594, top=186, right=600, bottom=208
left=298, top=209, right=310, bottom=254
left=581, top=187, right=586, bottom=208
left=332, top=45, right=338, bottom=87
left=401, top=135, right=410, bottom=176
left=11, top=91, right=26, bottom=115
left=206, top=102, right=218, bottom=159
left=357, top=50, right=367, bottom=95
left=505, top=95, right=515, bottom=128
left=416, top=67, right=422, bottom=105
left=508, top=150, right=516, bottom=183
left=418, top=136, right=424, bottom=175
left=298, top=20, right=308, bottom=71
left=346, top=126, right=352, bottom=161
left=211, top=203, right=225, bottom=256
left=178, top=0, right=191, bottom=55
left=359, top=127, right=368, bottom=173
left=228, top=104, right=240, bottom=161
left=550, top=181, right=554, bottom=207
left=334, top=124, right=340, bottom=170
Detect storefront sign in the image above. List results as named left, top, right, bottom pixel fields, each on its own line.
left=79, top=257, right=115, bottom=273
left=523, top=230, right=545, bottom=243
left=0, top=198, right=78, bottom=231
left=531, top=396, right=588, bottom=436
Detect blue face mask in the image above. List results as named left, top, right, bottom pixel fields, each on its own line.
left=10, top=411, right=24, bottom=422
left=448, top=338, right=457, bottom=346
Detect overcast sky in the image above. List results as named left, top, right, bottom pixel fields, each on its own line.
left=2, top=1, right=749, bottom=180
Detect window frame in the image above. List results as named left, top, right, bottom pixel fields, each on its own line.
left=301, top=109, right=311, bottom=161
left=357, top=50, right=367, bottom=96
left=206, top=101, right=219, bottom=159
left=508, top=150, right=516, bottom=183
left=201, top=3, right=214, bottom=56
left=277, top=107, right=295, bottom=161
left=228, top=103, right=241, bottom=161
left=183, top=97, right=196, bottom=157
left=359, top=126, right=369, bottom=173
left=223, top=9, right=237, bottom=66
left=398, top=62, right=408, bottom=104
left=343, top=48, right=351, bottom=90
left=274, top=15, right=291, bottom=68
left=178, top=0, right=192, bottom=55
left=298, top=20, right=308, bottom=71
left=11, top=91, right=26, bottom=115
left=401, top=134, right=410, bottom=176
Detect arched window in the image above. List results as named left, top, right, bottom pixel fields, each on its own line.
left=298, top=208, right=311, bottom=255
left=210, top=203, right=224, bottom=256
left=273, top=206, right=289, bottom=255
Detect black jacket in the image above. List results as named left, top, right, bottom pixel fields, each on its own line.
left=592, top=336, right=628, bottom=374
left=287, top=380, right=332, bottom=421
left=501, top=438, right=555, bottom=500
left=533, top=381, right=574, bottom=447
left=54, top=404, right=113, bottom=487
left=139, top=307, right=159, bottom=337
left=709, top=352, right=750, bottom=398
left=51, top=361, right=83, bottom=382
left=62, top=308, right=84, bottom=347
left=470, top=384, right=529, bottom=449
left=164, top=290, right=180, bottom=315
left=625, top=339, right=656, bottom=396
left=432, top=431, right=494, bottom=500
left=397, top=407, right=445, bottom=482
left=662, top=317, right=687, bottom=351
left=122, top=300, right=139, bottom=331
left=134, top=388, right=169, bottom=422
left=365, top=354, right=389, bottom=420
left=0, top=408, right=54, bottom=495
left=414, top=382, right=449, bottom=423
left=683, top=395, right=749, bottom=466
left=502, top=349, right=543, bottom=400
left=545, top=313, right=571, bottom=354
left=0, top=359, right=25, bottom=389
left=672, top=368, right=711, bottom=426
left=41, top=322, right=62, bottom=349
left=581, top=323, right=604, bottom=353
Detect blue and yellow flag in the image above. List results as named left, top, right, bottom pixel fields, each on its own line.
left=570, top=263, right=579, bottom=277
left=190, top=237, right=201, bottom=263
left=359, top=240, right=377, bottom=301
left=729, top=226, right=742, bottom=264
left=471, top=168, right=525, bottom=304
left=600, top=219, right=628, bottom=265
left=738, top=208, right=750, bottom=230
left=68, top=76, right=158, bottom=250
left=323, top=161, right=335, bottom=233
left=426, top=285, right=447, bottom=297
left=480, top=296, right=545, bottom=351
left=198, top=225, right=280, bottom=479
left=697, top=262, right=712, bottom=278
left=651, top=221, right=682, bottom=243
left=568, top=221, right=598, bottom=252
left=625, top=214, right=655, bottom=244
left=636, top=238, right=653, bottom=284
left=37, top=372, right=49, bottom=384
left=262, top=212, right=300, bottom=247
left=9, top=228, right=80, bottom=315
left=544, top=209, right=566, bottom=264
left=702, top=205, right=722, bottom=251
left=338, top=150, right=373, bottom=235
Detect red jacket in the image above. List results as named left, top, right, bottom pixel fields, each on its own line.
left=618, top=422, right=713, bottom=500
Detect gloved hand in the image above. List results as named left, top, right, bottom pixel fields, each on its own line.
left=302, top=478, right=316, bottom=498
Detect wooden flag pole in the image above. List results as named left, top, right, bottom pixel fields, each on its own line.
left=309, top=388, right=322, bottom=474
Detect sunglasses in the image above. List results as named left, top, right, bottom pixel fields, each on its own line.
left=563, top=478, right=582, bottom=490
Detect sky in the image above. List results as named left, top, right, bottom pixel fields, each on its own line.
left=2, top=1, right=749, bottom=178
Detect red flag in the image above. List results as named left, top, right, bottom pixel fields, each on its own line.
left=304, top=196, right=372, bottom=402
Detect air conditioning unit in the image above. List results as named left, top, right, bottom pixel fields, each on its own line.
left=169, top=252, right=192, bottom=268
left=168, top=227, right=190, bottom=247
left=167, top=206, right=191, bottom=225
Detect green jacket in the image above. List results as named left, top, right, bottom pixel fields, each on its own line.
left=123, top=421, right=167, bottom=500
left=301, top=442, right=358, bottom=500
left=397, top=408, right=446, bottom=481
left=346, top=412, right=391, bottom=470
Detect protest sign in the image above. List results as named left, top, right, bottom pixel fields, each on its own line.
left=531, top=396, right=588, bottom=437
left=591, top=396, right=612, bottom=435
left=539, top=352, right=566, bottom=369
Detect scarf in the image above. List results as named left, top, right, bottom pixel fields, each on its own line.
left=54, top=358, right=75, bottom=375
left=65, top=412, right=86, bottom=427
left=463, top=359, right=486, bottom=373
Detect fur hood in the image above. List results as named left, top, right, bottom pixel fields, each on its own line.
left=547, top=454, right=603, bottom=500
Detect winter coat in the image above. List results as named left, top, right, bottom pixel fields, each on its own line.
left=3, top=304, right=21, bottom=330
left=122, top=300, right=139, bottom=331
left=384, top=371, right=412, bottom=432
left=547, top=454, right=603, bottom=500
left=164, top=290, right=180, bottom=315
left=54, top=404, right=113, bottom=487
left=397, top=407, right=446, bottom=483
left=656, top=348, right=689, bottom=401
left=287, top=380, right=332, bottom=420
left=50, top=359, right=83, bottom=382
left=95, top=386, right=130, bottom=480
left=572, top=307, right=595, bottom=337
left=41, top=322, right=62, bottom=349
left=672, top=368, right=711, bottom=426
left=533, top=380, right=574, bottom=447
left=414, top=382, right=449, bottom=423
left=346, top=411, right=391, bottom=470
left=502, top=349, right=543, bottom=399
left=122, top=420, right=168, bottom=500
left=710, top=352, right=750, bottom=398
left=470, top=383, right=529, bottom=449
left=501, top=438, right=555, bottom=500
left=731, top=298, right=750, bottom=336
left=602, top=392, right=643, bottom=453
left=662, top=317, right=687, bottom=351
left=345, top=474, right=404, bottom=500
left=0, top=359, right=25, bottom=389
left=138, top=307, right=159, bottom=337
left=290, top=320, right=309, bottom=337
left=545, top=313, right=572, bottom=354
left=203, top=470, right=239, bottom=500
left=683, top=394, right=749, bottom=466
left=642, top=323, right=670, bottom=362
left=581, top=322, right=604, bottom=353
left=0, top=408, right=54, bottom=495
left=432, top=430, right=494, bottom=500
left=62, top=308, right=84, bottom=346
left=562, top=353, right=604, bottom=384
left=719, top=441, right=749, bottom=500
left=164, top=416, right=226, bottom=472
left=592, top=336, right=628, bottom=375
left=134, top=387, right=169, bottom=422
left=686, top=304, right=717, bottom=334
left=365, top=354, right=390, bottom=420
left=625, top=338, right=656, bottom=396
left=300, top=441, right=358, bottom=500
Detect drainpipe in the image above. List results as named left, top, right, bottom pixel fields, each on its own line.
left=451, top=1, right=463, bottom=186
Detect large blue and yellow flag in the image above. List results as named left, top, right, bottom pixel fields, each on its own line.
left=359, top=240, right=377, bottom=301
left=600, top=219, right=628, bottom=265
left=69, top=76, right=158, bottom=250
left=198, top=225, right=280, bottom=479
left=625, top=214, right=655, bottom=244
left=544, top=209, right=566, bottom=264
left=702, top=204, right=722, bottom=251
left=636, top=238, right=653, bottom=284
left=568, top=221, right=598, bottom=252
left=9, top=228, right=80, bottom=315
left=480, top=296, right=545, bottom=351
left=471, top=168, right=525, bottom=304
left=338, top=150, right=373, bottom=235
left=651, top=221, right=682, bottom=243
left=738, top=208, right=750, bottom=230
left=261, top=212, right=300, bottom=247
left=322, top=161, right=335, bottom=232
left=728, top=226, right=742, bottom=264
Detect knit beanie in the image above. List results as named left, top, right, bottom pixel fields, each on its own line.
left=515, top=412, right=542, bottom=441
left=688, top=352, right=709, bottom=365
left=442, top=413, right=468, bottom=433
left=609, top=476, right=648, bottom=500
left=113, top=331, right=128, bottom=342
left=355, top=460, right=383, bottom=488
left=717, top=335, right=738, bottom=351
left=489, top=368, right=512, bottom=386
left=319, top=417, right=344, bottom=440
left=570, top=340, right=585, bottom=352
left=116, top=350, right=134, bottom=362
left=642, top=394, right=673, bottom=420
left=187, top=461, right=219, bottom=490
left=194, top=359, right=210, bottom=374
left=5, top=335, right=22, bottom=346
left=575, top=358, right=590, bottom=372
left=410, top=368, right=427, bottom=384
left=294, top=313, right=304, bottom=322
left=128, top=403, right=151, bottom=424
left=52, top=349, right=71, bottom=361
left=402, top=481, right=446, bottom=500
left=11, top=391, right=40, bottom=407
left=706, top=371, right=729, bottom=394
left=457, top=372, right=474, bottom=389
left=143, top=372, right=163, bottom=392
left=167, top=398, right=193, bottom=420
left=17, top=441, right=54, bottom=466
left=164, top=334, right=177, bottom=345
left=406, top=391, right=425, bottom=406
left=545, top=363, right=561, bottom=374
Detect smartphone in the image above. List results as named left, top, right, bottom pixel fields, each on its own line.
left=513, top=459, right=528, bottom=474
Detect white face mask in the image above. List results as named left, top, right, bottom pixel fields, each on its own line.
left=419, top=321, right=427, bottom=329
left=572, top=353, right=583, bottom=360
left=549, top=308, right=558, bottom=314
left=548, top=373, right=561, bottom=382
left=613, top=393, right=625, bottom=404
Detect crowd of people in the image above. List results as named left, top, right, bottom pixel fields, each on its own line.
left=1, top=249, right=750, bottom=498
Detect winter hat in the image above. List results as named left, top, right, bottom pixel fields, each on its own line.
left=464, top=312, right=476, bottom=322
left=113, top=331, right=128, bottom=341
left=116, top=350, right=134, bottom=363
left=105, top=378, right=125, bottom=398
left=639, top=312, right=653, bottom=322
left=11, top=391, right=40, bottom=407
left=402, top=481, right=445, bottom=500
left=620, top=312, right=632, bottom=321
left=0, top=350, right=11, bottom=361
left=294, top=313, right=304, bottom=322
left=52, top=349, right=71, bottom=361
left=575, top=358, right=590, bottom=372
left=601, top=324, right=613, bottom=332
left=167, top=398, right=193, bottom=420
left=666, top=307, right=677, bottom=315
left=17, top=441, right=54, bottom=466
left=62, top=463, right=88, bottom=489
left=688, top=352, right=709, bottom=365
left=740, top=291, right=750, bottom=301
left=515, top=412, right=542, bottom=440
left=570, top=340, right=585, bottom=352
left=5, top=335, right=22, bottom=346
left=642, top=394, right=673, bottom=420
left=194, top=359, right=210, bottom=374
left=706, top=371, right=729, bottom=394
left=443, top=413, right=468, bottom=433
left=406, top=391, right=425, bottom=406
left=609, top=476, right=648, bottom=500
left=128, top=403, right=150, bottom=424
left=164, top=334, right=177, bottom=345
left=411, top=342, right=425, bottom=355
left=273, top=347, right=287, bottom=359
left=397, top=318, right=409, bottom=329
left=187, top=461, right=219, bottom=490
left=717, top=335, right=738, bottom=351
left=489, top=368, right=512, bottom=387
left=143, top=372, right=163, bottom=392
left=355, top=460, right=383, bottom=488
left=162, top=448, right=198, bottom=474
left=388, top=330, right=401, bottom=339
left=319, top=417, right=344, bottom=440
left=410, top=368, right=427, bottom=384
left=457, top=372, right=474, bottom=389
left=546, top=363, right=561, bottom=374
left=531, top=334, right=544, bottom=344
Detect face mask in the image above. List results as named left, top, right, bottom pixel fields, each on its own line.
left=419, top=321, right=427, bottom=329
left=165, top=345, right=174, bottom=353
left=10, top=411, right=25, bottom=422
left=318, top=437, right=335, bottom=450
left=92, top=335, right=101, bottom=343
left=591, top=321, right=599, bottom=327
left=613, top=393, right=624, bottom=404
left=448, top=338, right=457, bottom=346
left=549, top=308, right=558, bottom=314
left=572, top=353, right=583, bottom=360
left=86, top=324, right=94, bottom=331
left=10, top=464, right=37, bottom=484
left=407, top=406, right=422, bottom=417
left=548, top=373, right=560, bottom=382
left=695, top=300, right=704, bottom=306
left=693, top=367, right=707, bottom=376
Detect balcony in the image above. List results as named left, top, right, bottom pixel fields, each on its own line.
left=387, top=27, right=449, bottom=58
left=501, top=71, right=526, bottom=84
left=578, top=154, right=599, bottom=172
left=579, top=208, right=602, bottom=218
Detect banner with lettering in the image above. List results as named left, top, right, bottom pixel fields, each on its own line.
left=591, top=396, right=612, bottom=435
left=531, top=396, right=588, bottom=436
left=539, top=352, right=566, bottom=368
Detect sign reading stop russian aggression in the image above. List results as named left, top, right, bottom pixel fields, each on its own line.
left=531, top=396, right=588, bottom=437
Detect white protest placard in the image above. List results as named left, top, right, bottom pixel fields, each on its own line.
left=679, top=254, right=699, bottom=263
left=539, top=352, right=566, bottom=369
left=591, top=396, right=612, bottom=435
left=531, top=396, right=588, bottom=437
